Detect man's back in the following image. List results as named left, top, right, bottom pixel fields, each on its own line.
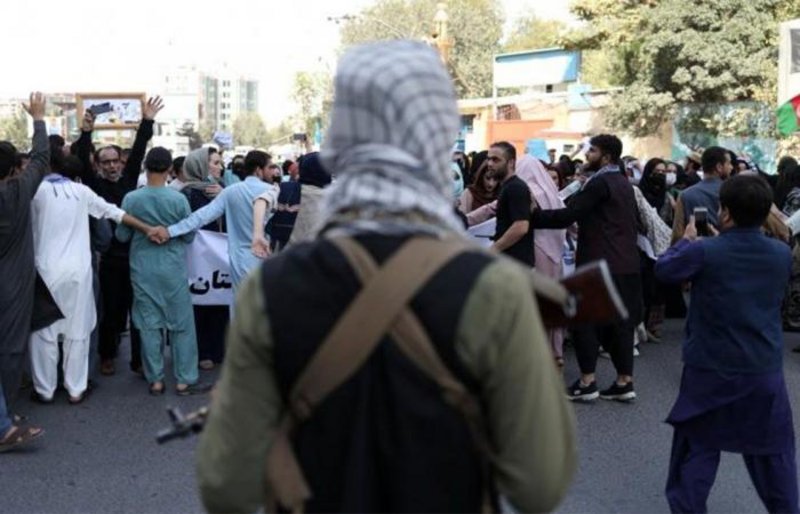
left=685, top=229, right=790, bottom=374
left=678, top=177, right=722, bottom=228
left=197, top=235, right=576, bottom=513
left=219, top=177, right=270, bottom=282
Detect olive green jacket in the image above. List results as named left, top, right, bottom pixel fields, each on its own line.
left=196, top=255, right=577, bottom=513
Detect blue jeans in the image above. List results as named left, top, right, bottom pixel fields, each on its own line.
left=0, top=380, right=12, bottom=437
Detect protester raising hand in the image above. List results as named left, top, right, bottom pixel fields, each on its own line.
left=143, top=96, right=165, bottom=120
left=81, top=110, right=95, bottom=132
left=22, top=91, right=46, bottom=120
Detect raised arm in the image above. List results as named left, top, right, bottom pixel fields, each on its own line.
left=121, top=96, right=163, bottom=189
left=74, top=110, right=97, bottom=189
left=18, top=92, right=50, bottom=194
left=655, top=218, right=705, bottom=283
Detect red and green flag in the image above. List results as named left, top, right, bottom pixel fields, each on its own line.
left=777, top=94, right=800, bottom=137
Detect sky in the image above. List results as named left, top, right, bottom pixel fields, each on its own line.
left=2, top=0, right=573, bottom=126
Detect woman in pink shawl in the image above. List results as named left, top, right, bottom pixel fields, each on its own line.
left=516, top=155, right=568, bottom=367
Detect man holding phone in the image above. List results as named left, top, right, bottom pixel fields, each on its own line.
left=670, top=147, right=731, bottom=244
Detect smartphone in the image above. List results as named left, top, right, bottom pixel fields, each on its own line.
left=292, top=133, right=308, bottom=142
left=693, top=207, right=709, bottom=236
left=89, top=102, right=113, bottom=116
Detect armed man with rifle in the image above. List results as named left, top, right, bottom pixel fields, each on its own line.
left=193, top=41, right=581, bottom=513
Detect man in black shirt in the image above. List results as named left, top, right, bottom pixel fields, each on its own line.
left=532, top=134, right=641, bottom=403
left=488, top=141, right=535, bottom=266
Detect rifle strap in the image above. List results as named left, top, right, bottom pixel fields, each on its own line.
left=265, top=236, right=467, bottom=512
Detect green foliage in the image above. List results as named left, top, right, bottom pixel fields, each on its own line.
left=339, top=0, right=504, bottom=98
left=291, top=71, right=332, bottom=137
left=566, top=0, right=800, bottom=136
left=232, top=112, right=269, bottom=147
left=0, top=112, right=29, bottom=151
left=502, top=12, right=566, bottom=52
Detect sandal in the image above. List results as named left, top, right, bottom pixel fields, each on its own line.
left=199, top=360, right=215, bottom=371
left=0, top=425, right=44, bottom=453
left=176, top=382, right=212, bottom=396
left=149, top=382, right=165, bottom=396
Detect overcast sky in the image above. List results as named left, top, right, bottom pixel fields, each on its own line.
left=2, top=0, right=573, bottom=125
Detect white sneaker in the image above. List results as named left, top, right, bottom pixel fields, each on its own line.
left=633, top=344, right=640, bottom=357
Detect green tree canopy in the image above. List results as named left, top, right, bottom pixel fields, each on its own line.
left=291, top=71, right=332, bottom=138
left=502, top=12, right=565, bottom=52
left=339, top=0, right=504, bottom=98
left=564, top=0, right=800, bottom=136
left=0, top=112, right=30, bottom=151
left=233, top=112, right=269, bottom=147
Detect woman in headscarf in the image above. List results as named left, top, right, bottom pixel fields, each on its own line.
left=180, top=147, right=228, bottom=370
left=516, top=155, right=568, bottom=367
left=458, top=160, right=499, bottom=214
left=638, top=158, right=673, bottom=225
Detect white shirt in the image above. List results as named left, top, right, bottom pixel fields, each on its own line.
left=31, top=175, right=125, bottom=339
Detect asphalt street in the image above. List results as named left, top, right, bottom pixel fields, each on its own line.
left=3, top=320, right=800, bottom=513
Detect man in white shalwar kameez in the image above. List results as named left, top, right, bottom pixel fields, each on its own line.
left=30, top=173, right=151, bottom=403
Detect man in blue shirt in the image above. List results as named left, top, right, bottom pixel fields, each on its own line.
left=655, top=175, right=797, bottom=514
left=150, top=151, right=273, bottom=292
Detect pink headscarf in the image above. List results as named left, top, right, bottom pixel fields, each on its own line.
left=515, top=155, right=566, bottom=270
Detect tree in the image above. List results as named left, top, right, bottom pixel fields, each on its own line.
left=0, top=112, right=29, bottom=151
left=338, top=0, right=504, bottom=98
left=503, top=13, right=565, bottom=52
left=563, top=0, right=800, bottom=137
left=232, top=112, right=269, bottom=147
left=291, top=71, right=332, bottom=138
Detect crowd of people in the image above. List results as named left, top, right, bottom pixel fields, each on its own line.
left=1, top=39, right=799, bottom=513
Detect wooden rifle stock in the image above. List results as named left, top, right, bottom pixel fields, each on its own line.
left=532, top=260, right=629, bottom=328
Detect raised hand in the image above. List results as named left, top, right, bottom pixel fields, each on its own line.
left=143, top=96, right=165, bottom=120
left=22, top=92, right=46, bottom=121
left=684, top=215, right=698, bottom=241
left=252, top=235, right=271, bottom=259
left=81, top=110, right=95, bottom=132
left=204, top=184, right=222, bottom=198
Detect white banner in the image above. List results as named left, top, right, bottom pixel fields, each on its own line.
left=186, top=230, right=234, bottom=306
left=468, top=217, right=496, bottom=248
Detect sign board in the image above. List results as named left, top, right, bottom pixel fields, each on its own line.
left=493, top=48, right=581, bottom=90
left=526, top=138, right=550, bottom=162
left=186, top=230, right=234, bottom=306
left=778, top=19, right=800, bottom=105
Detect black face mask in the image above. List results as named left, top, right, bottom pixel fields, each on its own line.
left=649, top=173, right=666, bottom=188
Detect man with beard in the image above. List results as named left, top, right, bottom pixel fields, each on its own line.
left=487, top=141, right=535, bottom=267
left=75, top=97, right=164, bottom=376
left=532, top=134, right=642, bottom=402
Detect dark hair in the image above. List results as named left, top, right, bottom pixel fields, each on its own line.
left=244, top=150, right=270, bottom=174
left=556, top=159, right=576, bottom=179
left=778, top=156, right=798, bottom=176
left=640, top=158, right=667, bottom=209
left=589, top=134, right=623, bottom=162
left=470, top=150, right=488, bottom=178
left=775, top=163, right=800, bottom=209
left=701, top=146, right=729, bottom=174
left=208, top=147, right=219, bottom=156
left=281, top=159, right=294, bottom=175
left=490, top=141, right=516, bottom=162
left=172, top=156, right=185, bottom=174
left=719, top=175, right=773, bottom=228
left=62, top=155, right=84, bottom=180
left=0, top=141, right=18, bottom=180
left=48, top=134, right=65, bottom=150
left=49, top=136, right=64, bottom=172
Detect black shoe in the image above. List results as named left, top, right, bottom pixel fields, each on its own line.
left=600, top=381, right=636, bottom=402
left=30, top=391, right=54, bottom=404
left=176, top=382, right=213, bottom=396
left=566, top=379, right=599, bottom=402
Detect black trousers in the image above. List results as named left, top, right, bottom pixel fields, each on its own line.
left=572, top=273, right=642, bottom=377
left=98, top=257, right=141, bottom=370
left=194, top=305, right=228, bottom=363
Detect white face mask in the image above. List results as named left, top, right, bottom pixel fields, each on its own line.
left=665, top=172, right=676, bottom=187
left=697, top=171, right=705, bottom=180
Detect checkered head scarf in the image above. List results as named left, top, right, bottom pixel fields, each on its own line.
left=319, top=40, right=465, bottom=235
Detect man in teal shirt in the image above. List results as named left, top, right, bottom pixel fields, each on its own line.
left=150, top=151, right=274, bottom=291
left=116, top=147, right=209, bottom=396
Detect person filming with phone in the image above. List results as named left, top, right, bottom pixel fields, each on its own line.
left=654, top=174, right=798, bottom=513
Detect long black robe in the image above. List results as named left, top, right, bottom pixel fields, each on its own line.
left=0, top=120, right=53, bottom=407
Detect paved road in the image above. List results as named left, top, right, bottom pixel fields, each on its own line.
left=4, top=320, right=800, bottom=513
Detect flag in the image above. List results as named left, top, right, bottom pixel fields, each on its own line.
left=776, top=94, right=800, bottom=136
